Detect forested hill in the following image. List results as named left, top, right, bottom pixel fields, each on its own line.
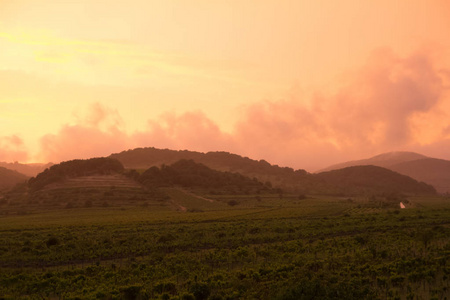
left=136, top=159, right=274, bottom=194
left=315, top=165, right=437, bottom=195
left=28, top=158, right=124, bottom=191
left=110, top=147, right=317, bottom=192
left=318, top=151, right=450, bottom=193
left=389, top=158, right=450, bottom=194
left=0, top=167, right=28, bottom=191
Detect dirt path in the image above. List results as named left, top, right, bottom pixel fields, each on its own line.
left=168, top=199, right=187, bottom=212
left=176, top=188, right=215, bottom=203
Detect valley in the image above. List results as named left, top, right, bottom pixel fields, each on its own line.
left=0, top=150, right=449, bottom=299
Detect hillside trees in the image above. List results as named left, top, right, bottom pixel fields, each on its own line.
left=28, top=158, right=124, bottom=191
left=138, top=159, right=273, bottom=194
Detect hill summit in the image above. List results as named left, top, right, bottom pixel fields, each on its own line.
left=319, top=151, right=450, bottom=193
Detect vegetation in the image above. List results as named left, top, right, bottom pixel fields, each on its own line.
left=28, top=158, right=124, bottom=191
left=1, top=152, right=448, bottom=299
left=390, top=158, right=450, bottom=194
left=110, top=148, right=316, bottom=192
left=315, top=165, right=436, bottom=196
left=138, top=159, right=274, bottom=195
left=0, top=193, right=449, bottom=299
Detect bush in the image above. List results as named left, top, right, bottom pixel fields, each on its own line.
left=46, top=237, right=60, bottom=247
left=227, top=200, right=238, bottom=206
left=181, top=294, right=195, bottom=300
left=153, top=282, right=177, bottom=295
left=189, top=283, right=211, bottom=300
left=120, top=285, right=142, bottom=300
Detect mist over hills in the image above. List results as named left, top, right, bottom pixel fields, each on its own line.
left=389, top=158, right=450, bottom=194
left=318, top=151, right=428, bottom=172
left=319, top=151, right=450, bottom=194
left=0, top=161, right=52, bottom=177
left=2, top=148, right=441, bottom=198
left=110, top=147, right=318, bottom=192
left=0, top=167, right=28, bottom=191
left=315, top=165, right=436, bottom=196
left=109, top=147, right=435, bottom=196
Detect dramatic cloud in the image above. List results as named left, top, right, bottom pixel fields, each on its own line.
left=233, top=48, right=449, bottom=170
left=38, top=105, right=235, bottom=163
left=133, top=111, right=234, bottom=153
left=0, top=135, right=29, bottom=162
left=38, top=103, right=130, bottom=163
left=35, top=49, right=449, bottom=171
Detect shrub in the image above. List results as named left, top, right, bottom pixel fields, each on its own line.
left=227, top=200, right=238, bottom=206
left=189, top=282, right=211, bottom=300
left=46, top=237, right=60, bottom=247
left=120, top=285, right=142, bottom=300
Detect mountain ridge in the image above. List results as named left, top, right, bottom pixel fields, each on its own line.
left=319, top=151, right=450, bottom=193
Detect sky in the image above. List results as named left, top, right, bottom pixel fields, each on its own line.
left=1, top=0, right=450, bottom=171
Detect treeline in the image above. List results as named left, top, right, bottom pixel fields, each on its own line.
left=110, top=147, right=315, bottom=192
left=28, top=158, right=124, bottom=191
left=130, top=159, right=274, bottom=194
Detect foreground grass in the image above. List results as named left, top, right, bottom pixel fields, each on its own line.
left=0, top=195, right=449, bottom=299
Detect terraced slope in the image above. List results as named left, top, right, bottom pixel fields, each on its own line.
left=42, top=174, right=142, bottom=190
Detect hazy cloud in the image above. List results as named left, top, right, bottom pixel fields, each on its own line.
left=0, top=135, right=29, bottom=162
left=38, top=105, right=234, bottom=163
left=232, top=48, right=449, bottom=170
left=35, top=49, right=449, bottom=171
left=38, top=103, right=130, bottom=163
left=134, top=111, right=234, bottom=153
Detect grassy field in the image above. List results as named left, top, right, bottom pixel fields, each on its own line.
left=0, top=191, right=449, bottom=299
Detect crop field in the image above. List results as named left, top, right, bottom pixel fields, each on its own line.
left=0, top=192, right=449, bottom=299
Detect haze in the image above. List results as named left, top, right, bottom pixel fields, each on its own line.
left=1, top=0, right=450, bottom=171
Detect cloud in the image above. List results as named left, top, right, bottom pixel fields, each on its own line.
left=134, top=111, right=234, bottom=152
left=36, top=48, right=449, bottom=171
left=232, top=48, right=449, bottom=170
left=0, top=135, right=29, bottom=162
left=38, top=104, right=235, bottom=163
left=38, top=103, right=130, bottom=163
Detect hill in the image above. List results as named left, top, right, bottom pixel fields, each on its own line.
left=315, top=165, right=436, bottom=196
left=318, top=151, right=428, bottom=172
left=137, top=159, right=274, bottom=195
left=0, top=167, right=28, bottom=191
left=390, top=158, right=450, bottom=194
left=28, top=157, right=124, bottom=191
left=0, top=161, right=53, bottom=177
left=318, top=151, right=450, bottom=194
left=110, top=147, right=317, bottom=192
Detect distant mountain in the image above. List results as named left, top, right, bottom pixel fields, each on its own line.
left=389, top=158, right=450, bottom=194
left=318, top=151, right=428, bottom=172
left=315, top=165, right=436, bottom=196
left=110, top=147, right=317, bottom=192
left=0, top=167, right=28, bottom=191
left=318, top=151, right=450, bottom=194
left=0, top=162, right=53, bottom=177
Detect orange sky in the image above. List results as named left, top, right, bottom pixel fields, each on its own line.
left=1, top=0, right=450, bottom=171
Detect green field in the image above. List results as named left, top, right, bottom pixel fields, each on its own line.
left=0, top=192, right=449, bottom=299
